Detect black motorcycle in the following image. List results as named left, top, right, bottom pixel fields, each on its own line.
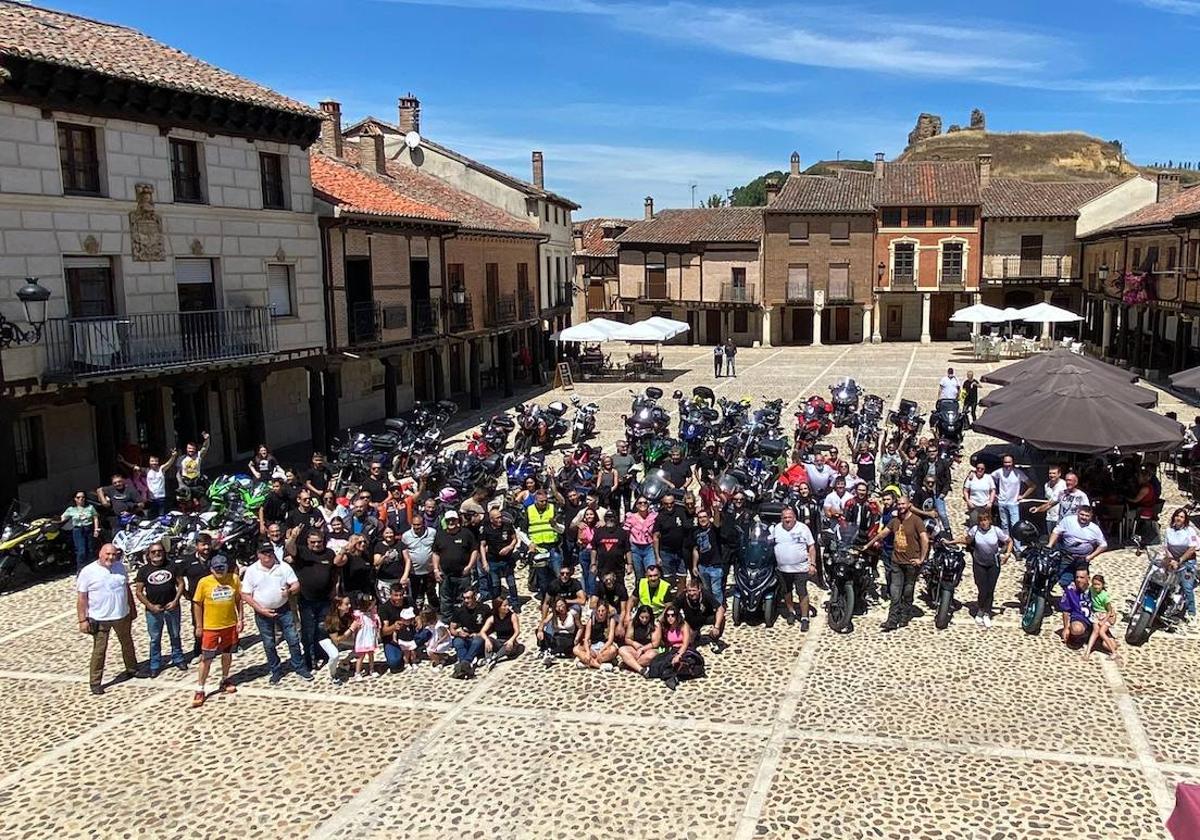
left=887, top=398, right=924, bottom=452
left=1018, top=538, right=1066, bottom=635
left=829, top=378, right=862, bottom=427
left=930, top=397, right=966, bottom=447
left=823, top=528, right=873, bottom=633
left=923, top=530, right=966, bottom=629
left=729, top=520, right=780, bottom=627
left=624, top=387, right=670, bottom=458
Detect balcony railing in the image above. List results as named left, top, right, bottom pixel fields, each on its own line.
left=786, top=280, right=812, bottom=303
left=983, top=255, right=1075, bottom=282
left=448, top=296, right=474, bottom=332
left=348, top=300, right=381, bottom=345
left=484, top=293, right=517, bottom=327
left=939, top=271, right=965, bottom=290
left=43, top=306, right=276, bottom=381
left=518, top=290, right=536, bottom=320
left=720, top=282, right=758, bottom=304
left=556, top=280, right=573, bottom=308
left=889, top=271, right=917, bottom=290
left=412, top=299, right=439, bottom=337
left=826, top=282, right=854, bottom=303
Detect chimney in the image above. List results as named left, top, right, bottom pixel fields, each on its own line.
left=874, top=151, right=885, bottom=180
left=532, top=151, right=544, bottom=189
left=1157, top=172, right=1181, bottom=203
left=765, top=177, right=780, bottom=205
left=790, top=151, right=801, bottom=177
left=398, top=94, right=420, bottom=134
left=360, top=125, right=386, bottom=175
left=318, top=99, right=343, bottom=157
left=976, top=153, right=992, bottom=191
left=644, top=196, right=654, bottom=220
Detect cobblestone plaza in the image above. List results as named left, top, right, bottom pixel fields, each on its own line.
left=0, top=343, right=1193, bottom=839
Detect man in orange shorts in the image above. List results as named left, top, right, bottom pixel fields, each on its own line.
left=191, top=554, right=243, bottom=707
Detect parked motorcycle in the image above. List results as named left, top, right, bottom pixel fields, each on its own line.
left=513, top=401, right=570, bottom=454
left=569, top=395, right=599, bottom=444
left=829, top=378, right=862, bottom=427
left=1017, top=536, right=1066, bottom=635
left=794, top=395, right=833, bottom=451
left=822, top=527, right=873, bottom=633
left=623, top=387, right=670, bottom=458
left=729, top=519, right=780, bottom=627
left=924, top=531, right=967, bottom=629
left=112, top=513, right=172, bottom=571
left=887, top=398, right=924, bottom=452
left=930, top=397, right=966, bottom=447
left=1126, top=538, right=1191, bottom=646
left=0, top=501, right=70, bottom=588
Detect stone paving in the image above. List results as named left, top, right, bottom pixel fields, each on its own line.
left=0, top=343, right=1195, bottom=838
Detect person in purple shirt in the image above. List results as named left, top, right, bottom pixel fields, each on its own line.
left=1058, top=568, right=1094, bottom=647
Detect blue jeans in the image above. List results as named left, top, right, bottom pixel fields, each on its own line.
left=145, top=605, right=184, bottom=670
left=578, top=548, right=596, bottom=597
left=658, top=548, right=686, bottom=578
left=254, top=609, right=305, bottom=678
left=933, top=496, right=951, bottom=533
left=488, top=558, right=519, bottom=610
left=146, top=498, right=167, bottom=517
left=999, top=502, right=1021, bottom=548
left=698, top=564, right=726, bottom=605
left=630, top=543, right=655, bottom=581
left=452, top=634, right=485, bottom=664
left=71, top=527, right=96, bottom=572
left=1182, top=559, right=1196, bottom=616
left=438, top=574, right=471, bottom=622
left=297, top=596, right=331, bottom=670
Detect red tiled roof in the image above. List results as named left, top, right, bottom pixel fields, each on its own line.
left=0, top=1, right=315, bottom=116
left=982, top=178, right=1114, bottom=218
left=1094, top=184, right=1200, bottom=233
left=616, top=208, right=762, bottom=245
left=574, top=218, right=636, bottom=257
left=872, top=161, right=981, bottom=206
left=310, top=153, right=456, bottom=223
left=382, top=160, right=540, bottom=236
left=769, top=169, right=874, bottom=213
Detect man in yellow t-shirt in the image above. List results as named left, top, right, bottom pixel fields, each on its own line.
left=191, top=554, right=243, bottom=708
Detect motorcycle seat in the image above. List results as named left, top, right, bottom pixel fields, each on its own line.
left=692, top=385, right=715, bottom=403
left=644, top=386, right=664, bottom=400
left=384, top=418, right=408, bottom=433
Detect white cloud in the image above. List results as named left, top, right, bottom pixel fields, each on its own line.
left=1134, top=0, right=1200, bottom=14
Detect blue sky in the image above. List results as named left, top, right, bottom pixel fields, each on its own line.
left=44, top=0, right=1200, bottom=217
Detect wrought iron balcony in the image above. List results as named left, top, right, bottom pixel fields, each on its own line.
left=484, top=293, right=517, bottom=327
left=412, top=299, right=439, bottom=337
left=348, top=300, right=382, bottom=345
left=518, top=290, right=536, bottom=320
left=983, top=255, right=1076, bottom=283
left=447, top=296, right=474, bottom=332
left=826, top=281, right=855, bottom=304
left=720, top=282, right=758, bottom=304
left=43, top=306, right=276, bottom=381
left=939, top=271, right=965, bottom=290
left=888, top=271, right=917, bottom=290
left=556, top=280, right=573, bottom=308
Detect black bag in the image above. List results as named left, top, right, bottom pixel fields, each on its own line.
left=551, top=633, right=575, bottom=657
left=673, top=648, right=705, bottom=680
left=451, top=660, right=476, bottom=680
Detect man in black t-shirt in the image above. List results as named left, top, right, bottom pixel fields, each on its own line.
left=449, top=587, right=491, bottom=669
left=302, top=452, right=333, bottom=495
left=432, top=511, right=479, bottom=620
left=177, top=533, right=217, bottom=659
left=359, top=460, right=389, bottom=504
left=654, top=493, right=692, bottom=586
left=479, top=507, right=518, bottom=609
left=592, top=510, right=629, bottom=578
left=689, top=509, right=725, bottom=604
left=543, top=564, right=586, bottom=617
left=285, top=491, right=326, bottom=538
left=660, top=449, right=694, bottom=492
left=287, top=528, right=343, bottom=670
left=378, top=584, right=411, bottom=673
left=674, top=577, right=726, bottom=651
left=694, top=443, right=726, bottom=483
left=262, top=478, right=292, bottom=529
left=132, top=543, right=186, bottom=675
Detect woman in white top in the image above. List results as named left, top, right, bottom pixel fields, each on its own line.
left=949, top=510, right=1010, bottom=629
left=318, top=489, right=350, bottom=529
left=1163, top=507, right=1198, bottom=618
left=962, top=461, right=996, bottom=528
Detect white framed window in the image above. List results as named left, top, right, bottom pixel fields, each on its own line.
left=267, top=263, right=294, bottom=317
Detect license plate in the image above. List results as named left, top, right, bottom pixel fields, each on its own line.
left=1143, top=595, right=1158, bottom=612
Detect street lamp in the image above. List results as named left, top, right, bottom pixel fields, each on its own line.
left=1098, top=263, right=1110, bottom=283
left=877, top=261, right=886, bottom=283
left=451, top=287, right=466, bottom=306
left=0, top=277, right=51, bottom=348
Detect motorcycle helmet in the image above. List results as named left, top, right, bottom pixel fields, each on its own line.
left=1010, top=520, right=1040, bottom=547
left=716, top=473, right=741, bottom=496
left=439, top=487, right=460, bottom=505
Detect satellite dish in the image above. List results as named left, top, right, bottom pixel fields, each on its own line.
left=404, top=131, right=421, bottom=150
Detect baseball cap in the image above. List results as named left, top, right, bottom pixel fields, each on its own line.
left=443, top=509, right=460, bottom=521
left=209, top=555, right=229, bottom=573
left=400, top=607, right=416, bottom=620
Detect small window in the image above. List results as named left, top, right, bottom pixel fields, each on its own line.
left=1132, top=247, right=1142, bottom=269
left=881, top=208, right=902, bottom=227
left=267, top=263, right=294, bottom=316
left=1167, top=246, right=1177, bottom=270
left=544, top=203, right=550, bottom=222
left=955, top=206, right=976, bottom=226
left=170, top=139, right=204, bottom=203
left=830, top=220, right=849, bottom=242
left=259, top=152, right=287, bottom=210
left=14, top=415, right=46, bottom=484
left=733, top=311, right=748, bottom=332
left=788, top=221, right=809, bottom=242
left=58, top=123, right=100, bottom=195
left=941, top=243, right=964, bottom=280
left=828, top=263, right=850, bottom=299
left=906, top=207, right=926, bottom=227
left=932, top=208, right=951, bottom=226
left=448, top=263, right=466, bottom=292
left=175, top=258, right=217, bottom=310
left=64, top=256, right=115, bottom=318
left=787, top=264, right=810, bottom=300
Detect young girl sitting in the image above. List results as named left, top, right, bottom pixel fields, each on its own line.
left=352, top=592, right=381, bottom=681
left=419, top=606, right=453, bottom=667
left=395, top=607, right=420, bottom=669
left=1083, top=573, right=1121, bottom=662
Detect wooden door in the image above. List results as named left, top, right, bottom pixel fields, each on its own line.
left=835, top=307, right=851, bottom=342
left=792, top=307, right=813, bottom=345
left=412, top=350, right=431, bottom=402
left=705, top=309, right=722, bottom=344
left=885, top=305, right=903, bottom=340
left=931, top=293, right=953, bottom=340
left=449, top=343, right=465, bottom=394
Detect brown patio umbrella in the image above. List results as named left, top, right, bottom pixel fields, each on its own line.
left=981, top=348, right=1138, bottom=386
left=1169, top=366, right=1200, bottom=389
left=972, top=383, right=1183, bottom=454
left=979, top=364, right=1158, bottom=408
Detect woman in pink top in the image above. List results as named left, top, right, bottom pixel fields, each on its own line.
left=574, top=508, right=599, bottom=599
left=623, top=496, right=657, bottom=582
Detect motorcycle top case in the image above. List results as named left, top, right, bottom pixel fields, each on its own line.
left=757, top=437, right=790, bottom=459
left=369, top=432, right=400, bottom=450
left=757, top=500, right=785, bottom=523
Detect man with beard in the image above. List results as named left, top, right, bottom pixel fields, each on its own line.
left=689, top=508, right=724, bottom=605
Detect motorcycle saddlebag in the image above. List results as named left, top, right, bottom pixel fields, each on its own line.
left=384, top=418, right=408, bottom=434
left=369, top=432, right=399, bottom=450
left=896, top=398, right=919, bottom=418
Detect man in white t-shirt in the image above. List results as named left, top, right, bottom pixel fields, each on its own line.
left=1049, top=506, right=1107, bottom=586
left=804, top=452, right=836, bottom=497
left=769, top=507, right=816, bottom=631
left=76, top=543, right=144, bottom=694
left=938, top=367, right=961, bottom=401
left=990, top=454, right=1031, bottom=547
left=1055, top=471, right=1090, bottom=523
left=242, top=547, right=312, bottom=684
left=1033, top=465, right=1068, bottom=535
left=822, top=477, right=854, bottom=520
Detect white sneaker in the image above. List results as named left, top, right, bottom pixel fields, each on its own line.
left=982, top=614, right=992, bottom=629
left=574, top=659, right=587, bottom=670
left=600, top=663, right=615, bottom=673
left=974, top=614, right=985, bottom=627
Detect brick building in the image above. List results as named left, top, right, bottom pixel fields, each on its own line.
left=573, top=217, right=634, bottom=324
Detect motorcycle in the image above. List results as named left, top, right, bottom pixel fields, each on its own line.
left=112, top=514, right=173, bottom=571
left=822, top=526, right=873, bottom=633
left=829, top=378, right=862, bottom=427
left=729, top=519, right=780, bottom=627
left=887, top=398, right=924, bottom=452
left=513, top=401, right=570, bottom=454
left=1125, top=538, right=1191, bottom=646
left=569, top=395, right=599, bottom=445
left=923, top=531, right=967, bottom=629
left=1017, top=533, right=1066, bottom=635
left=505, top=451, right=545, bottom=488
left=930, top=398, right=966, bottom=447
left=850, top=394, right=885, bottom=453
left=794, top=396, right=833, bottom=451
left=623, top=387, right=670, bottom=458
left=0, top=501, right=70, bottom=588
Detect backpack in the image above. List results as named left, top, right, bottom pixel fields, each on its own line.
left=451, top=660, right=476, bottom=680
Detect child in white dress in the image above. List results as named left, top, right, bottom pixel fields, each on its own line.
left=352, top=592, right=380, bottom=681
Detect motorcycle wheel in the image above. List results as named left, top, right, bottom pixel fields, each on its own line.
left=729, top=593, right=741, bottom=627
left=934, top=586, right=954, bottom=630
left=828, top=582, right=855, bottom=633
left=763, top=595, right=777, bottom=628
left=1021, top=592, right=1046, bottom=635
left=571, top=428, right=581, bottom=445
left=1125, top=607, right=1154, bottom=647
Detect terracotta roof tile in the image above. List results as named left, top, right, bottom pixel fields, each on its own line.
left=0, top=1, right=316, bottom=116
left=1095, top=184, right=1200, bottom=233
left=310, top=153, right=456, bottom=223
left=573, top=217, right=636, bottom=256
left=982, top=178, right=1114, bottom=218
left=872, top=161, right=981, bottom=206
left=380, top=160, right=540, bottom=236
left=616, top=208, right=762, bottom=245
left=769, top=169, right=874, bottom=213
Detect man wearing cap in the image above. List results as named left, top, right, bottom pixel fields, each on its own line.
left=242, top=546, right=312, bottom=684
left=432, top=509, right=479, bottom=621
left=177, top=532, right=218, bottom=660
left=378, top=481, right=414, bottom=534
left=191, top=554, right=244, bottom=707
left=480, top=505, right=519, bottom=610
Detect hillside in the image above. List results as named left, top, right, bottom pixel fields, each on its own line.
left=897, top=130, right=1140, bottom=182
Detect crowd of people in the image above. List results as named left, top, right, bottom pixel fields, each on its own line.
left=72, top=370, right=1183, bottom=704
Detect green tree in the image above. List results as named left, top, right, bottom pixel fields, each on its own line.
left=704, top=193, right=725, bottom=208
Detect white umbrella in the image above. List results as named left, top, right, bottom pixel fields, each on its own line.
left=550, top=317, right=627, bottom=342
left=642, top=315, right=690, bottom=339
left=950, top=302, right=1007, bottom=323
left=612, top=320, right=674, bottom=342
left=1015, top=302, right=1084, bottom=323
